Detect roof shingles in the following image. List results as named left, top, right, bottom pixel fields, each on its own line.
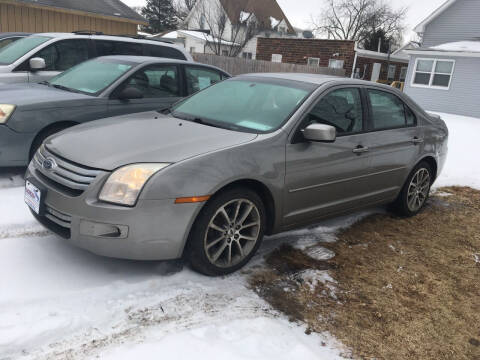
left=16, top=0, right=146, bottom=23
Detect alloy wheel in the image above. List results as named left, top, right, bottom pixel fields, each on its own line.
left=204, top=199, right=261, bottom=268
left=407, top=168, right=431, bottom=212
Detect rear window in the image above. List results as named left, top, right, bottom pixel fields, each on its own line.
left=0, top=36, right=51, bottom=65
left=145, top=44, right=186, bottom=60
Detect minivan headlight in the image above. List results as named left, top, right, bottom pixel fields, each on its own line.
left=99, top=163, right=170, bottom=206
left=0, top=104, right=16, bottom=124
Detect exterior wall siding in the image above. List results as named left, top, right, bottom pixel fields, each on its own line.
left=422, top=0, right=480, bottom=47
left=404, top=54, right=480, bottom=118
left=256, top=37, right=356, bottom=77
left=0, top=2, right=138, bottom=35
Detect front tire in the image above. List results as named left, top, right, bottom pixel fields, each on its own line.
left=392, top=161, right=433, bottom=217
left=186, top=187, right=266, bottom=276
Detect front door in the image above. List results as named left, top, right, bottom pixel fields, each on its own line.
left=108, top=64, right=182, bottom=117
left=284, top=87, right=374, bottom=227
left=371, top=63, right=381, bottom=82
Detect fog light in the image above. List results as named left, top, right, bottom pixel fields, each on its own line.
left=80, top=220, right=129, bottom=239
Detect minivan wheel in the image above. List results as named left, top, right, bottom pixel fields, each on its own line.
left=392, top=161, right=433, bottom=217
left=186, top=187, right=266, bottom=276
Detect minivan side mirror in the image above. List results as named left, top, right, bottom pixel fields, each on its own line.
left=302, top=124, right=336, bottom=142
left=118, top=87, right=144, bottom=101
left=29, top=57, right=46, bottom=71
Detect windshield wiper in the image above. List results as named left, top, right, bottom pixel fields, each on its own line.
left=51, top=84, right=82, bottom=94
left=158, top=106, right=172, bottom=115
left=38, top=80, right=50, bottom=86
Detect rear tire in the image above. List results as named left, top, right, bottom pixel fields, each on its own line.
left=186, top=187, right=266, bottom=276
left=392, top=161, right=433, bottom=217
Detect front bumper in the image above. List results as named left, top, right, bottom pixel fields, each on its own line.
left=26, top=162, right=202, bottom=261
left=0, top=124, right=32, bottom=167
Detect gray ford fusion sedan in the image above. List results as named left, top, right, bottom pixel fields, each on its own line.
left=25, top=73, right=448, bottom=276
left=0, top=55, right=228, bottom=167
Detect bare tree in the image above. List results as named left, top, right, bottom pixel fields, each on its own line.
left=174, top=0, right=197, bottom=22
left=192, top=0, right=259, bottom=57
left=312, top=0, right=406, bottom=50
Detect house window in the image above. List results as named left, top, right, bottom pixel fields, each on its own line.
left=307, top=57, right=320, bottom=66
left=271, top=54, right=282, bottom=63
left=190, top=47, right=196, bottom=54
left=200, top=14, right=206, bottom=30
left=221, top=50, right=229, bottom=56
left=387, top=65, right=396, bottom=81
left=242, top=52, right=253, bottom=59
left=328, top=59, right=344, bottom=69
left=400, top=66, right=408, bottom=81
left=412, top=58, right=455, bottom=89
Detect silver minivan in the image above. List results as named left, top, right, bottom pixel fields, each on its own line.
left=0, top=32, right=192, bottom=84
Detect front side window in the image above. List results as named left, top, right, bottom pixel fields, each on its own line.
left=122, top=65, right=180, bottom=98
left=412, top=58, right=454, bottom=89
left=305, top=88, right=363, bottom=135
left=0, top=36, right=51, bottom=65
left=34, top=39, right=89, bottom=71
left=185, top=66, right=224, bottom=94
left=368, top=89, right=416, bottom=130
left=48, top=58, right=133, bottom=95
left=172, top=79, right=313, bottom=133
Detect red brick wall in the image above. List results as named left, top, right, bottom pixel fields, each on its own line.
left=256, top=38, right=356, bottom=77
left=355, top=56, right=409, bottom=82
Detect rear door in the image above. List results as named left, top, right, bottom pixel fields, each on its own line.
left=362, top=88, right=423, bottom=200
left=107, top=63, right=183, bottom=117
left=284, top=86, right=375, bottom=227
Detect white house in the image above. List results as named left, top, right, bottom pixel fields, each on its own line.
left=182, top=0, right=298, bottom=59
left=160, top=30, right=238, bottom=55
left=403, top=0, right=480, bottom=118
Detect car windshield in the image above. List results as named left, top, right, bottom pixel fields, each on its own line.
left=172, top=79, right=313, bottom=133
left=0, top=36, right=51, bottom=65
left=47, top=58, right=134, bottom=95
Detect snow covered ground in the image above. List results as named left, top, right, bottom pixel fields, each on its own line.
left=0, top=112, right=478, bottom=360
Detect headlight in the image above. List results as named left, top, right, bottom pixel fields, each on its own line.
left=99, top=163, right=170, bottom=206
left=0, top=104, right=16, bottom=124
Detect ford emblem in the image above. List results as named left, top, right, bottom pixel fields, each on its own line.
left=42, top=158, right=57, bottom=171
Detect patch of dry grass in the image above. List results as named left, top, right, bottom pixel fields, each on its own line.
left=250, top=187, right=480, bottom=360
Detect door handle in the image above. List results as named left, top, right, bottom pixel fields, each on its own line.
left=412, top=137, right=424, bottom=145
left=352, top=145, right=369, bottom=154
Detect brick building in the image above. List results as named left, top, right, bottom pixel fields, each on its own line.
left=256, top=37, right=410, bottom=82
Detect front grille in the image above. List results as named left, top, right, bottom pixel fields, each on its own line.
left=45, top=205, right=72, bottom=229
left=33, top=145, right=102, bottom=196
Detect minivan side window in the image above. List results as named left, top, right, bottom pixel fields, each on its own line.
left=95, top=40, right=143, bottom=57
left=304, top=88, right=364, bottom=135
left=185, top=66, right=224, bottom=95
left=33, top=39, right=90, bottom=71
left=122, top=65, right=180, bottom=98
left=146, top=44, right=187, bottom=60
left=367, top=89, right=416, bottom=130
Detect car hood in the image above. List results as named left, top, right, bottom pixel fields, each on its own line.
left=0, top=83, right=90, bottom=107
left=45, top=111, right=258, bottom=171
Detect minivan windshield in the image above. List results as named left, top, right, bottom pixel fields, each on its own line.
left=47, top=58, right=134, bottom=95
left=172, top=79, right=313, bottom=133
left=0, top=36, right=51, bottom=65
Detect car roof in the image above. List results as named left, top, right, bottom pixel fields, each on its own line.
left=239, top=72, right=398, bottom=90
left=94, top=55, right=230, bottom=74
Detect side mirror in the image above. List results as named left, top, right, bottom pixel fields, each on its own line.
left=29, top=57, right=46, bottom=71
left=302, top=124, right=336, bottom=142
left=118, top=87, right=144, bottom=101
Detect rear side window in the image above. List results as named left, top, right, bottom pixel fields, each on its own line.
left=185, top=66, right=224, bottom=94
left=305, top=88, right=364, bottom=135
left=95, top=40, right=143, bottom=56
left=145, top=44, right=186, bottom=60
left=367, top=89, right=416, bottom=130
left=34, top=39, right=90, bottom=71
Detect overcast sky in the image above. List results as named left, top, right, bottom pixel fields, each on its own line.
left=122, top=0, right=447, bottom=42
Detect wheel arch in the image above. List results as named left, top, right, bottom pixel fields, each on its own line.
left=417, top=155, right=438, bottom=181
left=29, top=121, right=78, bottom=158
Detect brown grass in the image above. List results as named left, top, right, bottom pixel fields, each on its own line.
left=250, top=187, right=480, bottom=360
